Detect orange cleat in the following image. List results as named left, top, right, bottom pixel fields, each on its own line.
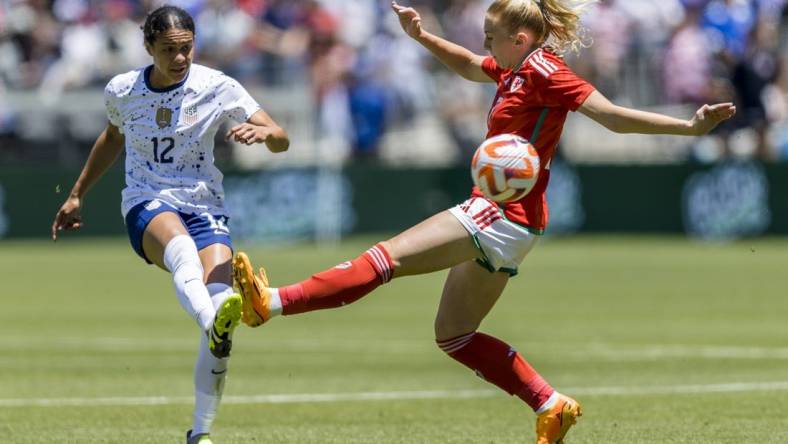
left=232, top=252, right=272, bottom=327
left=535, top=393, right=582, bottom=444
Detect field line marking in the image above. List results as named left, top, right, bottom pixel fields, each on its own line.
left=5, top=338, right=788, bottom=360
left=2, top=381, right=788, bottom=408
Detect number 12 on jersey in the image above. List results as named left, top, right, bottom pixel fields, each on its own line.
left=151, top=137, right=174, bottom=163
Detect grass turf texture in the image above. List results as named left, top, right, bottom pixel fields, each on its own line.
left=1, top=236, right=786, bottom=443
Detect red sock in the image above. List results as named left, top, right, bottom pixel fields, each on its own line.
left=278, top=244, right=393, bottom=315
left=438, top=332, right=554, bottom=411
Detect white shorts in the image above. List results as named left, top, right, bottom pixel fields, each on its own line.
left=449, top=197, right=540, bottom=276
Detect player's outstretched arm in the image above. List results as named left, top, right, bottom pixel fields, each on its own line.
left=226, top=110, right=289, bottom=153
left=52, top=122, right=125, bottom=241
left=391, top=1, right=492, bottom=83
left=578, top=90, right=736, bottom=136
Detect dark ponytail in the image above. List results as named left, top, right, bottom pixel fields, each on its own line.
left=142, top=5, right=195, bottom=45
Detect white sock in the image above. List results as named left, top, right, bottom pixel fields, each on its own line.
left=535, top=391, right=560, bottom=415
left=206, top=282, right=234, bottom=310
left=192, top=283, right=235, bottom=435
left=270, top=288, right=283, bottom=317
left=164, top=235, right=215, bottom=331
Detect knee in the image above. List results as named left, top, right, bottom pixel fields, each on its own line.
left=434, top=313, right=476, bottom=345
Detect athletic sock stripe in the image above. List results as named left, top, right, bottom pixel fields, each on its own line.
left=367, top=247, right=385, bottom=273
left=437, top=332, right=475, bottom=350
left=439, top=340, right=471, bottom=353
left=372, top=247, right=391, bottom=283
left=441, top=337, right=474, bottom=354
left=366, top=247, right=391, bottom=283
left=365, top=249, right=387, bottom=282
left=436, top=332, right=475, bottom=346
left=375, top=245, right=394, bottom=282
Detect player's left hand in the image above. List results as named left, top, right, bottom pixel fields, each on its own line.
left=225, top=123, right=272, bottom=146
left=391, top=1, right=424, bottom=39
left=689, top=102, right=736, bottom=135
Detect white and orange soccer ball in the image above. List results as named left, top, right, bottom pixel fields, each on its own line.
left=470, top=134, right=540, bottom=203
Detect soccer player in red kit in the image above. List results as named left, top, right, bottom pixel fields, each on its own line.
left=234, top=1, right=736, bottom=442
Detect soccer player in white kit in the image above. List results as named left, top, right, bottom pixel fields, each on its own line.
left=51, top=6, right=289, bottom=444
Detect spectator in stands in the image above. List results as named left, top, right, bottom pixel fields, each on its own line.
left=730, top=17, right=781, bottom=160
left=437, top=0, right=490, bottom=160
left=3, top=0, right=787, bottom=165
left=194, top=0, right=259, bottom=82
left=663, top=5, right=717, bottom=106
left=4, top=0, right=59, bottom=89
left=702, top=0, right=756, bottom=61
left=574, top=0, right=633, bottom=99
left=768, top=56, right=788, bottom=159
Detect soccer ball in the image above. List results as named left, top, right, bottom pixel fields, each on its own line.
left=471, top=134, right=541, bottom=203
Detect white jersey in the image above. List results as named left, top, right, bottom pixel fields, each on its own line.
left=104, top=63, right=261, bottom=217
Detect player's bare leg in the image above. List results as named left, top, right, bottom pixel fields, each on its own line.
left=234, top=210, right=478, bottom=326
left=435, top=262, right=581, bottom=444
left=433, top=261, right=508, bottom=340
left=384, top=210, right=478, bottom=277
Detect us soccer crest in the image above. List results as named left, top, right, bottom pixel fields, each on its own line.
left=155, top=107, right=172, bottom=128
left=510, top=76, right=524, bottom=92
left=183, top=105, right=198, bottom=125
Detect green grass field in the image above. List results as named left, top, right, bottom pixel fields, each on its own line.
left=1, top=235, right=787, bottom=443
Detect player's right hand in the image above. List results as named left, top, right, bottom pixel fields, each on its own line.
left=391, top=1, right=423, bottom=39
left=51, top=196, right=83, bottom=241
left=689, top=102, right=736, bottom=136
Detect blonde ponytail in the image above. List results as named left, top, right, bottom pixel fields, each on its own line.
left=487, top=0, right=596, bottom=54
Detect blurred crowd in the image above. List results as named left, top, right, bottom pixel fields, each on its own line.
left=1, top=0, right=787, bottom=163
left=572, top=0, right=788, bottom=162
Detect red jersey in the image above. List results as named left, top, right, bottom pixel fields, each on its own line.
left=474, top=48, right=594, bottom=233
